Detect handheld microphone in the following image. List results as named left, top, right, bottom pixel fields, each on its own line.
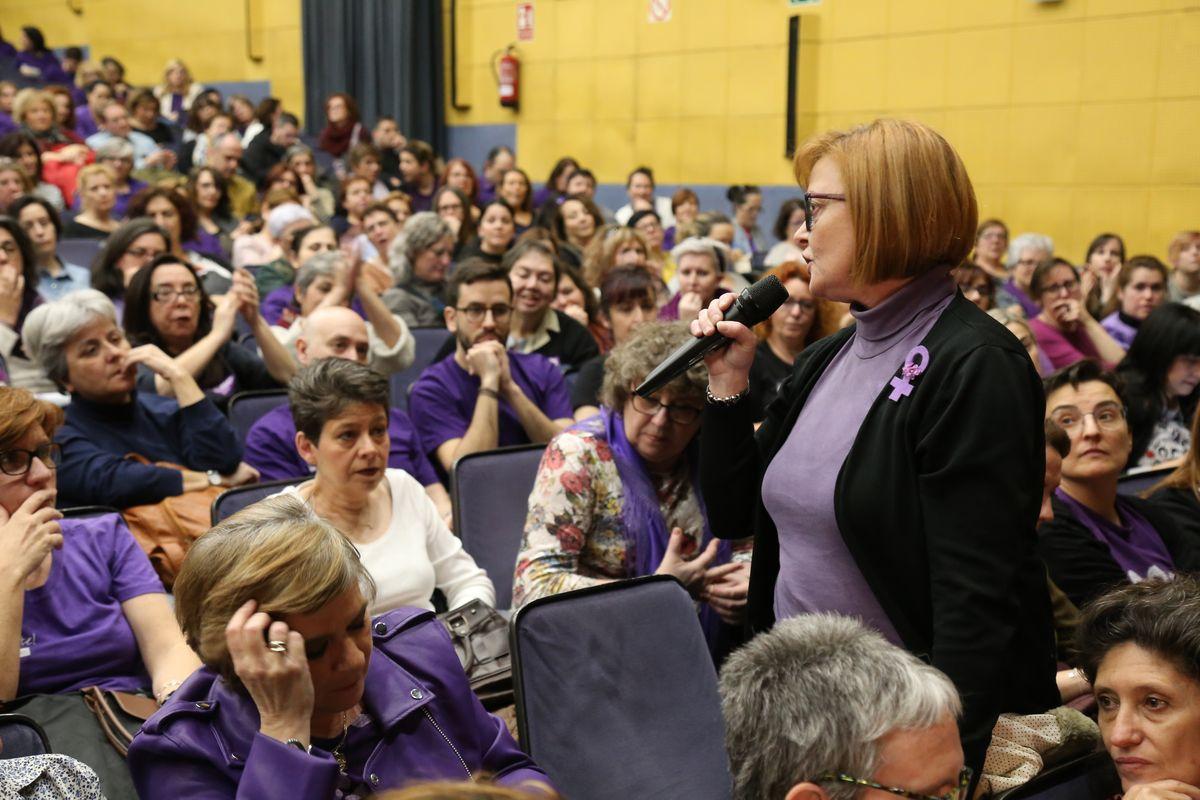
left=635, top=275, right=789, bottom=398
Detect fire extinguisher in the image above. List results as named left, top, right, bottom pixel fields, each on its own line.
left=495, top=46, right=519, bottom=109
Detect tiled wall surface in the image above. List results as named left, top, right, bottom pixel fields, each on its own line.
left=446, top=0, right=1200, bottom=259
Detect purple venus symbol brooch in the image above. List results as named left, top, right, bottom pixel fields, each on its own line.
left=888, top=345, right=930, bottom=402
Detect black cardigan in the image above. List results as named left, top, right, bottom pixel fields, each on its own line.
left=1039, top=492, right=1200, bottom=609
left=700, top=293, right=1059, bottom=772
left=1146, top=485, right=1200, bottom=543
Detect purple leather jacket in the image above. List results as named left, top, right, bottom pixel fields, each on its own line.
left=128, top=607, right=549, bottom=799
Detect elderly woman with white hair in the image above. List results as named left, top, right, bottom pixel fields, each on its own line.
left=719, top=613, right=967, bottom=800
left=21, top=289, right=255, bottom=509
left=382, top=211, right=456, bottom=328
left=271, top=250, right=413, bottom=375
left=233, top=200, right=316, bottom=271
left=658, top=237, right=733, bottom=322
left=995, top=233, right=1053, bottom=318
left=90, top=136, right=146, bottom=219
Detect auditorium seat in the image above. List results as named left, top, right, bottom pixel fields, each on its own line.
left=59, top=505, right=125, bottom=521
left=210, top=477, right=306, bottom=525
left=389, top=327, right=452, bottom=411
left=227, top=389, right=289, bottom=444
left=994, top=750, right=1119, bottom=800
left=510, top=575, right=733, bottom=800
left=57, top=239, right=103, bottom=269
left=1117, top=464, right=1175, bottom=497
left=450, top=443, right=544, bottom=611
left=0, top=714, right=50, bottom=759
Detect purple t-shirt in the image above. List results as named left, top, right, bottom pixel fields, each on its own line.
left=1101, top=311, right=1138, bottom=351
left=408, top=351, right=572, bottom=457
left=19, top=513, right=164, bottom=695
left=1028, top=316, right=1108, bottom=370
left=999, top=278, right=1041, bottom=319
left=74, top=105, right=100, bottom=140
left=1054, top=489, right=1176, bottom=582
left=244, top=403, right=439, bottom=486
left=762, top=267, right=957, bottom=642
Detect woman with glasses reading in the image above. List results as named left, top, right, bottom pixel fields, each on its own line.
left=514, top=321, right=752, bottom=650
left=692, top=119, right=1059, bottom=772
left=1028, top=258, right=1125, bottom=371
left=1037, top=360, right=1200, bottom=609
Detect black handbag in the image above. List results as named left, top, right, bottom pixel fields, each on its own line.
left=438, top=599, right=513, bottom=710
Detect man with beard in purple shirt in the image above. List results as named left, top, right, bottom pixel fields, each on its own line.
left=409, top=259, right=574, bottom=474
left=244, top=305, right=452, bottom=522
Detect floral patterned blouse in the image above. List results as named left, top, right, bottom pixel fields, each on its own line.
left=512, top=427, right=753, bottom=608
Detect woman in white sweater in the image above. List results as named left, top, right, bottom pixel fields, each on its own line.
left=269, top=358, right=494, bottom=614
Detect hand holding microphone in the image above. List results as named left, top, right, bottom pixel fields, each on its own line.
left=637, top=275, right=788, bottom=399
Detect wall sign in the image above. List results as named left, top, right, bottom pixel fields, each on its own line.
left=648, top=0, right=672, bottom=23
left=517, top=2, right=535, bottom=41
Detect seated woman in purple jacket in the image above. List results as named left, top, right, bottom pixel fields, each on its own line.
left=129, top=495, right=551, bottom=799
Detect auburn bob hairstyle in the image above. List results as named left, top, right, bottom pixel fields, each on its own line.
left=792, top=118, right=978, bottom=286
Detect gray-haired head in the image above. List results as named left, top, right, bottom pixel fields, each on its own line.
left=93, top=137, right=135, bottom=162
left=387, top=211, right=452, bottom=283
left=295, top=251, right=346, bottom=298
left=1006, top=232, right=1054, bottom=269
left=22, top=289, right=119, bottom=389
left=670, top=236, right=732, bottom=273
left=285, top=143, right=313, bottom=163
left=718, top=614, right=961, bottom=800
left=287, top=357, right=390, bottom=443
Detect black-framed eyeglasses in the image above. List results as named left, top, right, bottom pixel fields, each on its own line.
left=0, top=442, right=61, bottom=476
left=455, top=303, right=512, bottom=323
left=819, top=766, right=973, bottom=800
left=1040, top=278, right=1079, bottom=297
left=799, top=188, right=847, bottom=232
left=629, top=393, right=702, bottom=425
left=151, top=285, right=201, bottom=303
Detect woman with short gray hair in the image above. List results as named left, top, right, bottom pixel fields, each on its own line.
left=383, top=211, right=456, bottom=328
left=996, top=232, right=1054, bottom=318
left=719, top=614, right=965, bottom=800
left=514, top=321, right=752, bottom=649
left=22, top=289, right=254, bottom=508
left=92, top=136, right=144, bottom=219
left=270, top=250, right=414, bottom=375
left=659, top=236, right=732, bottom=322
left=269, top=357, right=493, bottom=615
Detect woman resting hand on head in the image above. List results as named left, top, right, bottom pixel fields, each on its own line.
left=127, top=495, right=549, bottom=799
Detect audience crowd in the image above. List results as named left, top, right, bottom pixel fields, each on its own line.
left=0, top=24, right=1199, bottom=800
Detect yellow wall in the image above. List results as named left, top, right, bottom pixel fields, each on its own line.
left=446, top=0, right=1199, bottom=260
left=0, top=0, right=304, bottom=120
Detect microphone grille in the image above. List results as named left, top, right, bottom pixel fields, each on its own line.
left=742, top=275, right=790, bottom=325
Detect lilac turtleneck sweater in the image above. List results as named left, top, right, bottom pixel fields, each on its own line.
left=762, top=267, right=957, bottom=642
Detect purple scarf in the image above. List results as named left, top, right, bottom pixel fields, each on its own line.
left=571, top=408, right=733, bottom=645
left=1055, top=488, right=1176, bottom=582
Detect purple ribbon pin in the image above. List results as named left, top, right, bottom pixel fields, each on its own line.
left=888, top=345, right=930, bottom=402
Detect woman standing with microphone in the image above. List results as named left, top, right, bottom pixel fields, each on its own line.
left=692, top=119, right=1058, bottom=772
